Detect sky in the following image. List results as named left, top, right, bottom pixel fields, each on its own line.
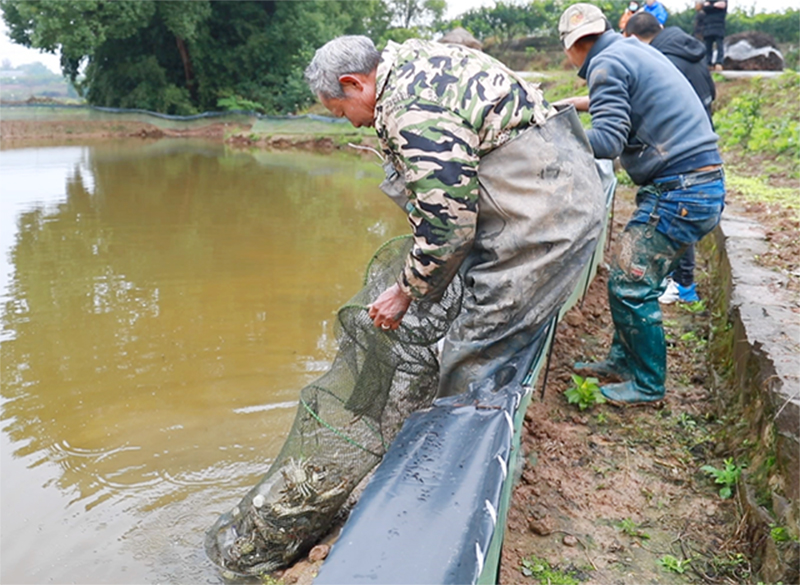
left=0, top=0, right=796, bottom=73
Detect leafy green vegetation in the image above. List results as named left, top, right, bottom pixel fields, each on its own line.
left=616, top=518, right=650, bottom=540
left=715, top=72, right=800, bottom=181
left=564, top=374, right=605, bottom=411
left=770, top=525, right=800, bottom=543
left=701, top=458, right=744, bottom=499
left=0, top=0, right=443, bottom=114
left=658, top=554, right=692, bottom=574
left=520, top=555, right=584, bottom=585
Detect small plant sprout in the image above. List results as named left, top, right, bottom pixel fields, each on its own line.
left=677, top=412, right=696, bottom=429
left=520, top=555, right=581, bottom=585
left=564, top=374, right=606, bottom=411
left=658, top=554, right=692, bottom=574
left=770, top=525, right=799, bottom=543
left=681, top=299, right=707, bottom=314
left=701, top=458, right=744, bottom=499
left=616, top=518, right=650, bottom=540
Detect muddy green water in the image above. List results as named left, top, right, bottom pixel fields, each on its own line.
left=0, top=140, right=407, bottom=584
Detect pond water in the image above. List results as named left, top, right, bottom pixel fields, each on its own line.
left=0, top=140, right=407, bottom=584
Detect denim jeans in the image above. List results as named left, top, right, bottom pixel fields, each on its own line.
left=705, top=35, right=725, bottom=66
left=673, top=244, right=696, bottom=286
left=629, top=176, right=726, bottom=246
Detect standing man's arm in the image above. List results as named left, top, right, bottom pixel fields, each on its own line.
left=583, top=59, right=634, bottom=160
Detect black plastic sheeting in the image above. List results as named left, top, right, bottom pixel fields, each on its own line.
left=315, top=325, right=551, bottom=585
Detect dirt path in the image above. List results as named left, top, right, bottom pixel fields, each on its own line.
left=499, top=185, right=752, bottom=585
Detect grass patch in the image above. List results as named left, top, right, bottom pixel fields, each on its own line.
left=725, top=173, right=799, bottom=216
left=520, top=555, right=587, bottom=584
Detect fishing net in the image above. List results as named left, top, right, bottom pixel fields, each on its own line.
left=205, top=235, right=463, bottom=576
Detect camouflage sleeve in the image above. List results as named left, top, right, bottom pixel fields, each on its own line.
left=383, top=98, right=480, bottom=301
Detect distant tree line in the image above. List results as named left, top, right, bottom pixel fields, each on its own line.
left=457, top=1, right=799, bottom=46
left=1, top=0, right=796, bottom=114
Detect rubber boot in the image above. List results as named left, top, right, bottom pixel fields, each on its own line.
left=601, top=224, right=684, bottom=405
left=574, top=331, right=632, bottom=381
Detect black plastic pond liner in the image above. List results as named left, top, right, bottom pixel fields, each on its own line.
left=314, top=328, right=550, bottom=585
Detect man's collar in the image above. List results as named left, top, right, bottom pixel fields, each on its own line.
left=375, top=40, right=400, bottom=103
left=577, top=30, right=619, bottom=79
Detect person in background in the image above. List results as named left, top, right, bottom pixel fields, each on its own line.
left=643, top=0, right=669, bottom=25
left=618, top=1, right=640, bottom=32
left=624, top=11, right=718, bottom=304
left=702, top=1, right=728, bottom=70
left=558, top=3, right=726, bottom=405
left=693, top=1, right=706, bottom=41
left=304, top=35, right=605, bottom=399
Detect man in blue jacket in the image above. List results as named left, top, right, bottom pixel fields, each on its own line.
left=625, top=11, right=717, bottom=304
left=558, top=3, right=726, bottom=405
left=643, top=0, right=669, bottom=25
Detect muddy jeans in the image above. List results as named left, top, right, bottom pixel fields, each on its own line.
left=608, top=174, right=725, bottom=392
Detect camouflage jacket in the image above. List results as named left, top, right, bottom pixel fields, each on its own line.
left=374, top=39, right=554, bottom=301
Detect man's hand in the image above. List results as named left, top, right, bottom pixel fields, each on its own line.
left=552, top=95, right=590, bottom=112
left=368, top=283, right=412, bottom=331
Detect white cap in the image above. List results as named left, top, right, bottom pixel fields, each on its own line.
left=559, top=3, right=607, bottom=50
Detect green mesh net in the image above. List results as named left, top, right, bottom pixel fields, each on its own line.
left=205, top=236, right=463, bottom=576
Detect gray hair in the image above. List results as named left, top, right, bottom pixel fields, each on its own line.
left=304, top=35, right=381, bottom=99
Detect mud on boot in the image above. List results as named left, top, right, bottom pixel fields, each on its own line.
left=600, top=380, right=665, bottom=407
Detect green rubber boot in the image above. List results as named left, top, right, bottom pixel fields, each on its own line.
left=601, top=380, right=664, bottom=405
left=600, top=224, right=683, bottom=404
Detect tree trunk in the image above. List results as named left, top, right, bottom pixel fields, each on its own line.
left=175, top=35, right=196, bottom=99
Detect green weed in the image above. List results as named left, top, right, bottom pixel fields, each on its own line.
left=677, top=413, right=697, bottom=430
left=564, top=374, right=606, bottom=411
left=616, top=518, right=650, bottom=540
left=658, top=554, right=692, bottom=574
left=701, top=457, right=744, bottom=499
left=770, top=525, right=799, bottom=543
left=680, top=300, right=707, bottom=314
left=520, top=555, right=582, bottom=584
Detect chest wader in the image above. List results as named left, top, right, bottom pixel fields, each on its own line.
left=598, top=185, right=686, bottom=404
left=436, top=105, right=606, bottom=398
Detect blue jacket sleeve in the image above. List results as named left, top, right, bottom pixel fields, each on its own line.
left=656, top=4, right=668, bottom=24
left=584, top=56, right=632, bottom=160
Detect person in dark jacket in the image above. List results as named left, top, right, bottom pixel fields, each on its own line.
left=624, top=11, right=718, bottom=304
left=558, top=3, right=726, bottom=405
left=692, top=1, right=705, bottom=40
left=702, top=0, right=727, bottom=70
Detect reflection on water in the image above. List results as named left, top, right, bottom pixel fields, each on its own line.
left=0, top=140, right=406, bottom=584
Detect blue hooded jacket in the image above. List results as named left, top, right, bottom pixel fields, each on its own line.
left=643, top=1, right=668, bottom=25
left=578, top=31, right=721, bottom=185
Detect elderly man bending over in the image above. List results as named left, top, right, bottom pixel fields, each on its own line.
left=305, top=36, right=605, bottom=398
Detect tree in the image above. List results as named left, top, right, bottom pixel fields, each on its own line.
left=0, top=0, right=394, bottom=114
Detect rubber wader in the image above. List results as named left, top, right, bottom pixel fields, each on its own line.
left=435, top=105, right=606, bottom=398
left=600, top=222, right=685, bottom=403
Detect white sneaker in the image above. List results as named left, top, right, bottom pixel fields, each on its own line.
left=658, top=278, right=680, bottom=304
